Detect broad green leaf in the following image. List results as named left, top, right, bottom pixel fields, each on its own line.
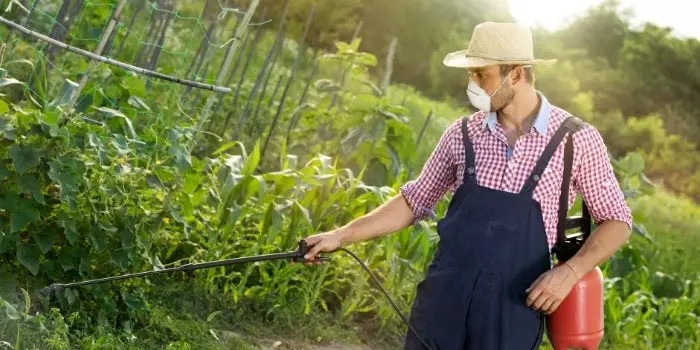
left=10, top=200, right=40, bottom=232
left=294, top=201, right=312, bottom=226
left=60, top=219, right=78, bottom=245
left=110, top=249, right=129, bottom=269
left=314, top=79, right=340, bottom=93
left=183, top=171, right=201, bottom=194
left=39, top=109, right=60, bottom=125
left=100, top=296, right=118, bottom=317
left=40, top=260, right=59, bottom=280
left=0, top=118, right=15, bottom=140
left=4, top=59, right=34, bottom=69
left=170, top=142, right=191, bottom=171
left=19, top=173, right=45, bottom=204
left=3, top=300, right=20, bottom=320
left=59, top=248, right=74, bottom=271
left=0, top=100, right=8, bottom=114
left=242, top=140, right=261, bottom=175
left=0, top=77, right=22, bottom=88
left=154, top=167, right=175, bottom=184
left=17, top=244, right=41, bottom=276
left=355, top=52, right=378, bottom=67
left=122, top=76, right=146, bottom=97
left=32, top=228, right=56, bottom=254
left=180, top=192, right=194, bottom=218
left=191, top=188, right=207, bottom=206
left=213, top=141, right=245, bottom=156
left=89, top=226, right=105, bottom=252
left=9, top=145, right=40, bottom=174
left=48, top=158, right=84, bottom=207
left=625, top=152, right=645, bottom=175
left=65, top=288, right=79, bottom=305
left=127, top=95, right=151, bottom=111
left=120, top=227, right=133, bottom=248
left=95, top=106, right=126, bottom=118
left=121, top=291, right=143, bottom=310
left=334, top=41, right=353, bottom=53
left=51, top=79, right=79, bottom=107
left=146, top=174, right=165, bottom=188
left=632, top=223, right=653, bottom=242
left=95, top=106, right=138, bottom=139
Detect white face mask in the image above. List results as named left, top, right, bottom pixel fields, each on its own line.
left=466, top=71, right=511, bottom=113
left=465, top=66, right=530, bottom=113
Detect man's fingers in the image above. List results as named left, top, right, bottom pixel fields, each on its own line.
left=545, top=299, right=562, bottom=314
left=526, top=286, right=544, bottom=307
left=540, top=297, right=556, bottom=313
left=305, top=235, right=322, bottom=245
left=531, top=293, right=550, bottom=311
left=305, top=243, right=325, bottom=260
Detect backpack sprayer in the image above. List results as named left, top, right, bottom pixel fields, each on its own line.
left=38, top=239, right=434, bottom=350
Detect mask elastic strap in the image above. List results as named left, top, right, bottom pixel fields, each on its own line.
left=488, top=71, right=511, bottom=98
left=489, top=64, right=532, bottom=97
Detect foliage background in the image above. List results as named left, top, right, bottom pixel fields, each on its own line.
left=0, top=0, right=698, bottom=349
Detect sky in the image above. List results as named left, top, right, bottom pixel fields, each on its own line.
left=508, top=0, right=700, bottom=40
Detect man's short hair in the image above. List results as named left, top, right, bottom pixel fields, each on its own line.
left=500, top=65, right=534, bottom=85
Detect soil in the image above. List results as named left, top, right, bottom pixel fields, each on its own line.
left=214, top=329, right=381, bottom=350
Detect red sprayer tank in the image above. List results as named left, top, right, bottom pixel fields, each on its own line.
left=546, top=263, right=604, bottom=350
left=546, top=200, right=605, bottom=350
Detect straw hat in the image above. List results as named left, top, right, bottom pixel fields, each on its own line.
left=443, top=22, right=557, bottom=68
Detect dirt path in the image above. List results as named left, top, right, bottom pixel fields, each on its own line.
left=214, top=329, right=380, bottom=350
left=258, top=341, right=372, bottom=350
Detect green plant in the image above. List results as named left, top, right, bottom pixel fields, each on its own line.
left=0, top=2, right=698, bottom=348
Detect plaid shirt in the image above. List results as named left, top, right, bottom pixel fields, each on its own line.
left=400, top=92, right=633, bottom=250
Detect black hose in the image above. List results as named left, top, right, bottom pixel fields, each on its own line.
left=337, top=247, right=433, bottom=350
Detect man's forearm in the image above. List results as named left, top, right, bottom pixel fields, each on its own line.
left=565, top=220, right=631, bottom=279
left=338, top=194, right=416, bottom=245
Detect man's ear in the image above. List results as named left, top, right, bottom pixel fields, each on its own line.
left=511, top=66, right=525, bottom=85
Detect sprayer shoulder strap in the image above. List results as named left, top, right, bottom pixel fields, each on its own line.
left=557, top=117, right=592, bottom=244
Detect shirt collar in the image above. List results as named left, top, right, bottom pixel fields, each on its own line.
left=481, top=90, right=550, bottom=136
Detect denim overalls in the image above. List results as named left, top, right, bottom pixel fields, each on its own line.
left=404, top=116, right=581, bottom=350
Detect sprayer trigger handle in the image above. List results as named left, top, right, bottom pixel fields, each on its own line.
left=292, top=254, right=331, bottom=263
left=293, top=239, right=332, bottom=263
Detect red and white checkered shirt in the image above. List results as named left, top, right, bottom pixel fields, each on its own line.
left=400, top=94, right=633, bottom=250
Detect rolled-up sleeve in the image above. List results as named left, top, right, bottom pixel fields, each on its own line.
left=400, top=120, right=459, bottom=221
left=573, top=125, right=633, bottom=229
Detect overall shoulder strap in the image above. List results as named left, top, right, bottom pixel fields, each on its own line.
left=520, top=118, right=573, bottom=195
left=554, top=117, right=592, bottom=260
left=461, top=116, right=478, bottom=185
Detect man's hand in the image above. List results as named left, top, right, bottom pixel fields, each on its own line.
left=291, top=230, right=346, bottom=266
left=525, top=264, right=578, bottom=314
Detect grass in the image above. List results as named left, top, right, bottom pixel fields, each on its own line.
left=2, top=186, right=699, bottom=349
left=628, top=189, right=700, bottom=280
left=0, top=2, right=698, bottom=348
left=0, top=276, right=397, bottom=349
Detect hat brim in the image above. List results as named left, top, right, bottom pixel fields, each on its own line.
left=443, top=49, right=557, bottom=68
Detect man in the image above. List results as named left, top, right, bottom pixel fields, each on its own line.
left=302, top=22, right=632, bottom=349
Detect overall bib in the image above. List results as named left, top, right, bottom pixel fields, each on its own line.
left=405, top=116, right=580, bottom=350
